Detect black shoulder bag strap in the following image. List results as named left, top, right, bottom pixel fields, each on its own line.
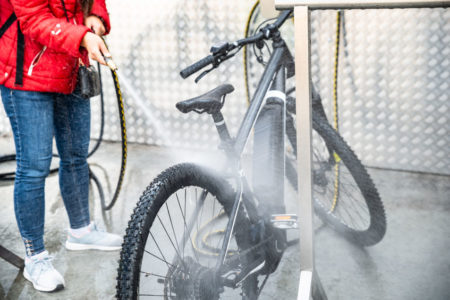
left=60, top=0, right=70, bottom=22
left=15, top=22, right=24, bottom=86
left=0, top=13, right=16, bottom=37
left=0, top=13, right=25, bottom=86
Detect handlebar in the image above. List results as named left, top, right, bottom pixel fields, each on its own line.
left=180, top=55, right=215, bottom=79
left=179, top=9, right=292, bottom=80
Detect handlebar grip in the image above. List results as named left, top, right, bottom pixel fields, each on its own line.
left=180, top=55, right=215, bottom=79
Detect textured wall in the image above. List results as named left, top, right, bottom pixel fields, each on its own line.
left=0, top=1, right=448, bottom=175
left=309, top=9, right=449, bottom=175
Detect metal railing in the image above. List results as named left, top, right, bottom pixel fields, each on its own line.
left=273, top=0, right=450, bottom=299
left=276, top=0, right=450, bottom=9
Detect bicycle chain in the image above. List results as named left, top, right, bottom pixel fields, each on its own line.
left=222, top=236, right=272, bottom=272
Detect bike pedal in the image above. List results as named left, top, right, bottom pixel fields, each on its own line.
left=270, top=214, right=298, bottom=229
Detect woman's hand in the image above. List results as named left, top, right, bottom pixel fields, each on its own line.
left=80, top=32, right=110, bottom=65
left=84, top=15, right=106, bottom=36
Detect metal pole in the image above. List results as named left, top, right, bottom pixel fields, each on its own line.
left=277, top=1, right=449, bottom=299
left=276, top=0, right=450, bottom=9
left=0, top=244, right=24, bottom=269
left=293, top=5, right=318, bottom=300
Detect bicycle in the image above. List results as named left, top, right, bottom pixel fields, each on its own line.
left=116, top=9, right=386, bottom=299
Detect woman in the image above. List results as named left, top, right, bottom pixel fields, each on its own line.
left=0, top=0, right=121, bottom=292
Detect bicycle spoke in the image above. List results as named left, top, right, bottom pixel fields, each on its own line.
left=140, top=271, right=169, bottom=279
left=175, top=193, right=187, bottom=262
left=144, top=250, right=175, bottom=269
left=212, top=197, right=216, bottom=220
left=174, top=189, right=208, bottom=263
left=333, top=190, right=364, bottom=228
left=120, top=164, right=257, bottom=299
left=337, top=172, right=370, bottom=223
left=184, top=188, right=187, bottom=214
left=197, top=189, right=202, bottom=239
left=165, top=202, right=182, bottom=260
left=156, top=214, right=184, bottom=262
left=339, top=190, right=368, bottom=219
left=310, top=143, right=373, bottom=231
left=339, top=181, right=369, bottom=214
left=334, top=186, right=368, bottom=230
left=150, top=232, right=172, bottom=270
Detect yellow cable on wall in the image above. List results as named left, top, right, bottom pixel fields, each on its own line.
left=330, top=11, right=342, bottom=213
left=244, top=0, right=261, bottom=105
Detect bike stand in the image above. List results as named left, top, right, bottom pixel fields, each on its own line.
left=0, top=244, right=24, bottom=270
left=270, top=0, right=450, bottom=299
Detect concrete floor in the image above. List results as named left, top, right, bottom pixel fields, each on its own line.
left=0, top=137, right=449, bottom=300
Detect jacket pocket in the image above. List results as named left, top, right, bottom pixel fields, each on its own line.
left=27, top=46, right=47, bottom=76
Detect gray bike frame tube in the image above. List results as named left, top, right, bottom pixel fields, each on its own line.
left=217, top=64, right=287, bottom=266
left=214, top=44, right=286, bottom=274
left=234, top=45, right=285, bottom=156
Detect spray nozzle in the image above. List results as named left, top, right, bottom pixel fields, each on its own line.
left=104, top=54, right=118, bottom=71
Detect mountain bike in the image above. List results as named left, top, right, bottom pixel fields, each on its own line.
left=116, top=9, right=386, bottom=299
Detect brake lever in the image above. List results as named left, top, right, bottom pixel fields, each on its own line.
left=195, top=65, right=216, bottom=83
left=194, top=50, right=239, bottom=83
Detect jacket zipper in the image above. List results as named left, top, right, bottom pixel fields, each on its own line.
left=27, top=46, right=47, bottom=76
left=28, top=2, right=78, bottom=76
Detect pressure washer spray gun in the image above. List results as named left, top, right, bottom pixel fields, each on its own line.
left=103, top=53, right=118, bottom=71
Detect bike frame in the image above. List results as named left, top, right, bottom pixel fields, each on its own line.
left=210, top=29, right=294, bottom=279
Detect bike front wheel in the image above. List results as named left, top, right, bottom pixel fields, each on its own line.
left=116, top=163, right=258, bottom=299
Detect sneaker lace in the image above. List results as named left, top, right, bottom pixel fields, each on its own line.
left=30, top=255, right=54, bottom=280
left=92, top=222, right=106, bottom=233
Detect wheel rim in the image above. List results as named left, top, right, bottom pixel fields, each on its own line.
left=137, top=186, right=244, bottom=299
left=311, top=130, right=371, bottom=231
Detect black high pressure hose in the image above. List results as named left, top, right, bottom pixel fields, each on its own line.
left=0, top=62, right=106, bottom=181
left=0, top=61, right=127, bottom=211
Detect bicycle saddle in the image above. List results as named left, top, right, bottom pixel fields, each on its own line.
left=176, top=84, right=234, bottom=114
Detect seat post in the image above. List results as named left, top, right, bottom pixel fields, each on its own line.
left=212, top=112, right=232, bottom=144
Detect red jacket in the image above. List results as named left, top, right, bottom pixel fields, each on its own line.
left=0, top=0, right=110, bottom=94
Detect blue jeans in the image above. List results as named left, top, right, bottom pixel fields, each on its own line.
left=0, top=85, right=91, bottom=256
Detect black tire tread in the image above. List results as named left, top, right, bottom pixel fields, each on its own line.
left=116, top=163, right=256, bottom=299
left=287, top=113, right=386, bottom=246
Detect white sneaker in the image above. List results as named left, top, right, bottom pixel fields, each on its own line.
left=65, top=222, right=122, bottom=251
left=23, top=251, right=65, bottom=292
